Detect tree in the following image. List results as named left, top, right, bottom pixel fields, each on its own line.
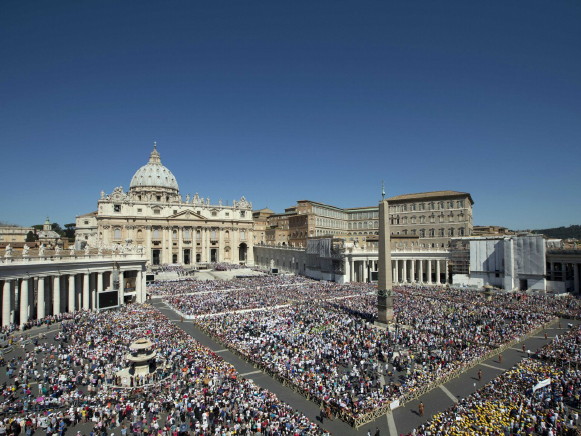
left=25, top=231, right=38, bottom=242
left=64, top=223, right=76, bottom=239
left=51, top=222, right=63, bottom=235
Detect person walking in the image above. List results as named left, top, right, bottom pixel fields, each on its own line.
left=477, top=369, right=482, bottom=381
left=498, top=353, right=502, bottom=363
left=418, top=401, right=424, bottom=417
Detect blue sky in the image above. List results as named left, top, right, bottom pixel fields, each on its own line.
left=1, top=0, right=580, bottom=230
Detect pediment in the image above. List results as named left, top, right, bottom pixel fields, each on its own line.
left=169, top=209, right=205, bottom=220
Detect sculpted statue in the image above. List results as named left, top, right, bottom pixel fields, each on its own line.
left=69, top=247, right=75, bottom=256
left=39, top=244, right=46, bottom=256
left=55, top=245, right=61, bottom=255
left=84, top=245, right=90, bottom=255
left=185, top=194, right=190, bottom=203
left=100, top=190, right=105, bottom=199
left=22, top=245, right=30, bottom=256
left=218, top=199, right=222, bottom=206
left=4, top=244, right=12, bottom=257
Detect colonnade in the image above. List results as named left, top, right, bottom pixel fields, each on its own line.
left=0, top=268, right=144, bottom=328
left=350, top=258, right=450, bottom=284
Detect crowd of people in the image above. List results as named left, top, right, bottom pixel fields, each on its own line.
left=408, top=358, right=580, bottom=435
left=0, top=305, right=326, bottom=435
left=538, top=324, right=581, bottom=366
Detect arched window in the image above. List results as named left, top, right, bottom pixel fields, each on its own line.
left=183, top=229, right=191, bottom=240
left=459, top=228, right=465, bottom=236
left=225, top=230, right=230, bottom=240
left=429, top=228, right=435, bottom=237
left=114, top=228, right=121, bottom=240
left=136, top=229, right=143, bottom=240
left=153, top=228, right=160, bottom=239
left=196, top=230, right=201, bottom=240
left=172, top=230, right=177, bottom=239
left=240, top=230, right=246, bottom=240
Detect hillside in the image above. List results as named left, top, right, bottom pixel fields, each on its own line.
left=532, top=225, right=581, bottom=240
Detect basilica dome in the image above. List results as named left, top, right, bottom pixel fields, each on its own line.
left=129, top=144, right=179, bottom=192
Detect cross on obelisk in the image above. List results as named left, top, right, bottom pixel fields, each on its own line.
left=377, top=193, right=394, bottom=324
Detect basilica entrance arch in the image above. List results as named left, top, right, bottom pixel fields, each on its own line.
left=239, top=243, right=247, bottom=262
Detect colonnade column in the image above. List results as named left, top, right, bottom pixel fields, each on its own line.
left=95, top=272, right=103, bottom=310
left=37, top=277, right=45, bottom=320
left=53, top=276, right=60, bottom=315
left=68, top=275, right=76, bottom=313
left=436, top=260, right=441, bottom=284
left=402, top=260, right=407, bottom=283
left=20, top=278, right=29, bottom=327
left=83, top=273, right=90, bottom=310
left=427, top=260, right=432, bottom=284
left=2, top=280, right=11, bottom=327
left=445, top=260, right=450, bottom=284
left=419, top=260, right=424, bottom=283
left=410, top=259, right=416, bottom=283
left=393, top=260, right=399, bottom=283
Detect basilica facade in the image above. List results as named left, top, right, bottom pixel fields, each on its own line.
left=75, top=145, right=254, bottom=266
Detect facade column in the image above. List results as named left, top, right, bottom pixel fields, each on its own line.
left=410, top=259, right=416, bottom=283
left=402, top=259, right=408, bottom=283
left=119, top=271, right=125, bottom=306
left=136, top=270, right=144, bottom=303
left=2, top=280, right=12, bottom=327
left=427, top=260, right=432, bottom=284
left=68, top=275, right=76, bottom=313
left=445, top=260, right=450, bottom=284
left=37, top=277, right=45, bottom=320
left=53, top=276, right=61, bottom=315
left=83, top=273, right=90, bottom=310
left=20, top=278, right=29, bottom=327
left=393, top=260, right=399, bottom=283
left=436, top=260, right=441, bottom=284
left=178, top=228, right=184, bottom=264
left=419, top=260, right=424, bottom=283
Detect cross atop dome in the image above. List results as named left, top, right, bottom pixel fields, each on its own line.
left=149, top=142, right=161, bottom=165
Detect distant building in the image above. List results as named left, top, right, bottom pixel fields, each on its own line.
left=0, top=225, right=35, bottom=245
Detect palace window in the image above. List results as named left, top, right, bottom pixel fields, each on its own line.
left=457, top=200, right=464, bottom=208
left=419, top=229, right=426, bottom=237
left=241, top=230, right=246, bottom=240
left=212, top=211, right=217, bottom=217
left=420, top=216, right=426, bottom=224
left=459, top=227, right=465, bottom=236
left=240, top=211, right=246, bottom=217
left=114, top=204, right=121, bottom=213
left=439, top=228, right=445, bottom=237
left=448, top=228, right=455, bottom=236
left=429, top=228, right=435, bottom=237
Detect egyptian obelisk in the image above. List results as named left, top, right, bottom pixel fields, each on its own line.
left=377, top=193, right=394, bottom=323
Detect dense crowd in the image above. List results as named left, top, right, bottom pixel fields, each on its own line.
left=409, top=358, right=581, bottom=435
left=193, top=293, right=555, bottom=422
left=0, top=305, right=326, bottom=435
left=538, top=325, right=581, bottom=366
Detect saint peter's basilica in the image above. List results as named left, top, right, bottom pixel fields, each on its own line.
left=75, top=144, right=254, bottom=266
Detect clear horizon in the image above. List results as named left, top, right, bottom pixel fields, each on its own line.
left=1, top=1, right=580, bottom=230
